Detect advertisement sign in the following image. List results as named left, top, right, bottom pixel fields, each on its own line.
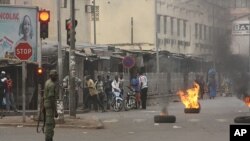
left=0, top=6, right=38, bottom=62
left=232, top=21, right=250, bottom=35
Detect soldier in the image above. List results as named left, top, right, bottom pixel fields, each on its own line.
left=44, top=70, right=58, bottom=141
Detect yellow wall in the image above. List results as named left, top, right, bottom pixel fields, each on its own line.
left=95, top=0, right=155, bottom=45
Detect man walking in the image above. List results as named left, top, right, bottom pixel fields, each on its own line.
left=139, top=70, right=148, bottom=109
left=5, top=73, right=18, bottom=112
left=0, top=71, right=6, bottom=118
left=86, top=75, right=105, bottom=112
left=44, top=70, right=58, bottom=141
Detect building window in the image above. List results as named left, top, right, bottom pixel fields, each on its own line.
left=241, top=0, right=247, bottom=7
left=195, top=23, right=198, bottom=39
left=209, top=26, right=212, bottom=41
left=236, top=0, right=247, bottom=8
left=0, top=0, right=10, bottom=4
left=177, top=19, right=180, bottom=36
left=247, top=0, right=250, bottom=7
left=164, top=16, right=167, bottom=34
left=157, top=15, right=161, bottom=33
left=199, top=24, right=202, bottom=39
left=171, top=17, right=174, bottom=35
left=183, top=20, right=186, bottom=37
left=204, top=25, right=207, bottom=40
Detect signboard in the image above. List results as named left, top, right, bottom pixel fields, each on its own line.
left=0, top=6, right=38, bottom=62
left=15, top=42, right=32, bottom=61
left=232, top=21, right=250, bottom=35
left=122, top=56, right=135, bottom=69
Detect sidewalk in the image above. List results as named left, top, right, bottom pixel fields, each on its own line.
left=0, top=114, right=104, bottom=129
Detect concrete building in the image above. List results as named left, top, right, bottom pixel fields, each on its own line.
left=230, top=0, right=250, bottom=56
left=3, top=0, right=230, bottom=58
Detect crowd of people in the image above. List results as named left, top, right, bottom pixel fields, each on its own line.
left=0, top=71, right=18, bottom=118
left=73, top=70, right=149, bottom=112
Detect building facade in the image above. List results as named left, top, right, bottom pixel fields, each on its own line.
left=4, top=0, right=231, bottom=58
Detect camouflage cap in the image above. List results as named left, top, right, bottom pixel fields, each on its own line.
left=49, top=70, right=57, bottom=76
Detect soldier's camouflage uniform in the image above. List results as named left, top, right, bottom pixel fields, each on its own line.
left=44, top=73, right=57, bottom=141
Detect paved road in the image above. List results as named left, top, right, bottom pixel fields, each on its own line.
left=0, top=96, right=249, bottom=141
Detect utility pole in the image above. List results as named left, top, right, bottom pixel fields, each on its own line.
left=155, top=0, right=159, bottom=74
left=93, top=0, right=96, bottom=44
left=69, top=0, right=76, bottom=117
left=57, top=0, right=64, bottom=121
left=248, top=16, right=250, bottom=72
left=155, top=0, right=160, bottom=95
left=131, top=17, right=133, bottom=44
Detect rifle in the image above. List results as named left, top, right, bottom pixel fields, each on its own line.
left=37, top=90, right=46, bottom=133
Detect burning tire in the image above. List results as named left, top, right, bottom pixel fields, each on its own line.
left=154, top=115, right=176, bottom=123
left=234, top=116, right=250, bottom=123
left=184, top=102, right=201, bottom=113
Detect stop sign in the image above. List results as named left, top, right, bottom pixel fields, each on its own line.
left=15, top=42, right=33, bottom=61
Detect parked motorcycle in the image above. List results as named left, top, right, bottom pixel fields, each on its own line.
left=124, top=86, right=137, bottom=111
left=111, top=89, right=124, bottom=112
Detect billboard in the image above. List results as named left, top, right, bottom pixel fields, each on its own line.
left=232, top=21, right=250, bottom=35
left=0, top=6, right=38, bottom=62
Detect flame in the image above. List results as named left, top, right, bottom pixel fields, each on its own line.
left=177, top=82, right=200, bottom=109
left=243, top=96, right=250, bottom=107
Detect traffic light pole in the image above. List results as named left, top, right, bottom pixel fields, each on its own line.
left=69, top=0, right=76, bottom=117
left=57, top=0, right=64, bottom=122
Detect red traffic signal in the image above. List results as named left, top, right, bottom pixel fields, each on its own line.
left=37, top=67, right=44, bottom=75
left=65, top=19, right=78, bottom=30
left=39, top=10, right=50, bottom=23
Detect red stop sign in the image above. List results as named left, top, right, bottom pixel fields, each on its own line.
left=15, top=42, right=33, bottom=61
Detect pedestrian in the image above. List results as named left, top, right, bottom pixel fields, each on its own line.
left=104, top=75, right=112, bottom=110
left=0, top=71, right=7, bottom=118
left=130, top=73, right=141, bottom=109
left=43, top=70, right=58, bottom=141
left=82, top=74, right=90, bottom=110
left=5, top=73, right=18, bottom=112
left=199, top=75, right=205, bottom=99
left=63, top=75, right=81, bottom=110
left=118, top=74, right=124, bottom=95
left=208, top=76, right=217, bottom=99
left=111, top=75, right=121, bottom=93
left=86, top=75, right=105, bottom=112
left=139, top=70, right=148, bottom=109
left=95, top=75, right=106, bottom=112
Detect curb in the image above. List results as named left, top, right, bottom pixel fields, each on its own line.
left=0, top=117, right=104, bottom=129
left=0, top=122, right=104, bottom=129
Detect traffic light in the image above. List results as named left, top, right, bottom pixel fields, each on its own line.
left=39, top=10, right=50, bottom=39
left=65, top=19, right=78, bottom=46
left=36, top=67, right=45, bottom=84
left=37, top=67, right=43, bottom=75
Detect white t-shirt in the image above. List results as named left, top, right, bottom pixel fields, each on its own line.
left=139, top=75, right=148, bottom=89
left=111, top=80, right=120, bottom=92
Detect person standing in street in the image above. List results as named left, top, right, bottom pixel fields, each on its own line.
left=118, top=74, right=124, bottom=95
left=63, top=75, right=81, bottom=109
left=130, top=73, right=141, bottom=109
left=0, top=71, right=7, bottom=118
left=139, top=70, right=148, bottom=109
left=95, top=75, right=105, bottom=112
left=44, top=70, right=58, bottom=141
left=104, top=75, right=112, bottom=110
left=5, top=73, right=18, bottom=112
left=86, top=75, right=105, bottom=112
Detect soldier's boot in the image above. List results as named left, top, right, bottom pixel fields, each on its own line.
left=45, top=137, right=52, bottom=141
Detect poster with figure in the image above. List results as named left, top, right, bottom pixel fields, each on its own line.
left=0, top=6, right=38, bottom=62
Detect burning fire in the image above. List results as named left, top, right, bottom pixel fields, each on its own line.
left=243, top=96, right=250, bottom=107
left=177, top=82, right=200, bottom=109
